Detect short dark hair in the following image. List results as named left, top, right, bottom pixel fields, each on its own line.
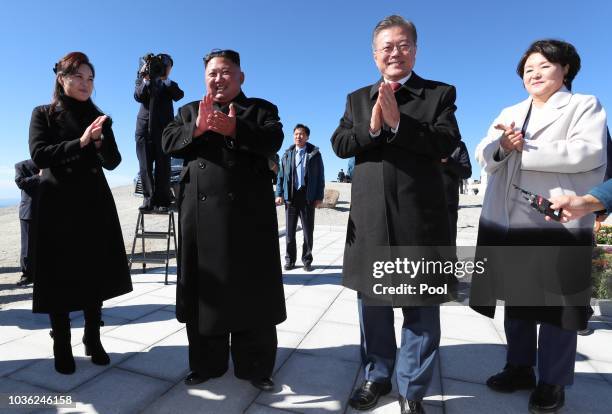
left=294, top=124, right=310, bottom=136
left=372, top=15, right=417, bottom=49
left=204, top=49, right=241, bottom=67
left=516, top=39, right=581, bottom=91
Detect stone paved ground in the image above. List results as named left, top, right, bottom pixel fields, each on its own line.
left=0, top=186, right=611, bottom=413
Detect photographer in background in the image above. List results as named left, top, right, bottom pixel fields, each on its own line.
left=135, top=53, right=184, bottom=212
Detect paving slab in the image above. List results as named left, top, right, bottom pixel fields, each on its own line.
left=256, top=352, right=360, bottom=413
left=0, top=377, right=55, bottom=414
left=577, top=329, right=612, bottom=363
left=145, top=372, right=259, bottom=414
left=439, top=337, right=507, bottom=384
left=102, top=293, right=175, bottom=321
left=118, top=329, right=189, bottom=383
left=297, top=320, right=361, bottom=363
left=440, top=312, right=504, bottom=344
left=277, top=305, right=327, bottom=335
left=49, top=368, right=172, bottom=414
left=442, top=377, right=530, bottom=414
left=320, top=297, right=360, bottom=326
left=9, top=336, right=146, bottom=392
left=105, top=309, right=182, bottom=345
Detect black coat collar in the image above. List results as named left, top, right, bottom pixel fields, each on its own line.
left=369, top=72, right=425, bottom=100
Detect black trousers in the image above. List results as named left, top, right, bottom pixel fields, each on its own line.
left=20, top=219, right=31, bottom=276
left=185, top=321, right=278, bottom=379
left=505, top=311, right=577, bottom=386
left=136, top=133, right=171, bottom=207
left=285, top=188, right=315, bottom=265
left=447, top=205, right=458, bottom=246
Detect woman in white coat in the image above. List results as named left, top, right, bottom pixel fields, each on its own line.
left=471, top=40, right=607, bottom=414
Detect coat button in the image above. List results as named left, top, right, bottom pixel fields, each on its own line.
left=199, top=161, right=206, bottom=169
left=228, top=192, right=235, bottom=201
left=227, top=160, right=235, bottom=168
left=199, top=194, right=207, bottom=201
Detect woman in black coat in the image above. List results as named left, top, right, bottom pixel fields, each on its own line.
left=28, top=52, right=132, bottom=374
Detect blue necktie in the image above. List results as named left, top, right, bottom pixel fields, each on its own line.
left=296, top=150, right=305, bottom=189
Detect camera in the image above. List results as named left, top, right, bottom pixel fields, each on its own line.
left=139, top=53, right=173, bottom=80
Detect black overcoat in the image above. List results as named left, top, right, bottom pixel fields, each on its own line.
left=331, top=74, right=462, bottom=305
left=28, top=99, right=132, bottom=313
left=162, top=92, right=286, bottom=335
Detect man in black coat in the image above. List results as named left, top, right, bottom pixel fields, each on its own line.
left=162, top=49, right=286, bottom=392
left=440, top=141, right=472, bottom=245
left=14, top=159, right=40, bottom=286
left=331, top=16, right=461, bottom=414
left=134, top=54, right=184, bottom=211
left=275, top=124, right=325, bottom=272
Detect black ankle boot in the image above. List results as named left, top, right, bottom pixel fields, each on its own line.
left=49, top=313, right=75, bottom=375
left=83, top=307, right=110, bottom=365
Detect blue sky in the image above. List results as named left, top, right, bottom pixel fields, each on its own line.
left=1, top=0, right=611, bottom=204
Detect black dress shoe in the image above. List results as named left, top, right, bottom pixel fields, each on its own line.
left=303, top=263, right=314, bottom=272
left=528, top=383, right=564, bottom=414
left=348, top=380, right=392, bottom=410
left=399, top=396, right=426, bottom=414
left=16, top=275, right=32, bottom=287
left=250, top=377, right=275, bottom=392
left=486, top=364, right=536, bottom=392
left=139, top=203, right=153, bottom=212
left=184, top=371, right=208, bottom=386
left=283, top=262, right=295, bottom=271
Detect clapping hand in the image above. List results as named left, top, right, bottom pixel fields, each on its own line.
left=80, top=115, right=108, bottom=148
left=209, top=103, right=237, bottom=137
left=194, top=95, right=214, bottom=137
left=495, top=122, right=524, bottom=153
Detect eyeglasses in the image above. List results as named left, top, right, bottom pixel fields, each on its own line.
left=375, top=43, right=415, bottom=55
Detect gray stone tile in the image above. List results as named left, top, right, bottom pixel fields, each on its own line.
left=440, top=312, right=503, bottom=344
left=276, top=330, right=304, bottom=373
left=103, top=283, right=167, bottom=306
left=577, top=329, right=612, bottom=362
left=286, top=285, right=341, bottom=309
left=147, top=285, right=177, bottom=299
left=278, top=305, right=326, bottom=334
left=283, top=283, right=304, bottom=299
left=0, top=333, right=50, bottom=377
left=102, top=293, right=175, bottom=321
left=65, top=368, right=172, bottom=414
left=305, top=275, right=342, bottom=290
left=0, top=324, right=36, bottom=346
left=564, top=377, right=612, bottom=413
left=337, top=288, right=358, bottom=303
left=118, top=329, right=189, bottom=382
left=345, top=396, right=443, bottom=414
left=443, top=377, right=529, bottom=414
left=105, top=309, right=182, bottom=345
left=145, top=372, right=258, bottom=414
left=439, top=337, right=507, bottom=384
left=9, top=337, right=146, bottom=392
left=297, top=321, right=360, bottom=363
left=245, top=403, right=297, bottom=413
left=256, top=352, right=360, bottom=413
left=0, top=377, right=55, bottom=414
left=320, top=298, right=359, bottom=326
left=586, top=359, right=612, bottom=384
